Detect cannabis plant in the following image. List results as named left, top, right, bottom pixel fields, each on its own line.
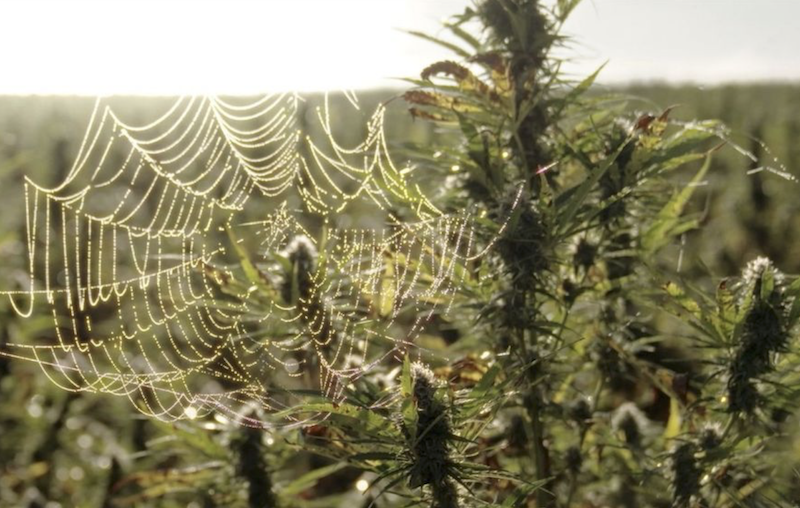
left=395, top=0, right=800, bottom=506
left=1, top=1, right=799, bottom=508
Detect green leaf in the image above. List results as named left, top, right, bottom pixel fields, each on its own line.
left=406, top=30, right=470, bottom=59
left=715, top=279, right=738, bottom=336
left=641, top=153, right=712, bottom=253
left=785, top=277, right=800, bottom=326
left=663, top=396, right=682, bottom=439
left=401, top=355, right=412, bottom=398
left=760, top=266, right=775, bottom=300
left=149, top=420, right=228, bottom=460
left=281, top=462, right=348, bottom=497
left=467, top=363, right=501, bottom=401
left=378, top=252, right=395, bottom=317
left=445, top=23, right=481, bottom=51
left=665, top=281, right=702, bottom=320
left=557, top=139, right=631, bottom=234
left=400, top=356, right=417, bottom=443
left=556, top=0, right=583, bottom=22
left=551, top=62, right=606, bottom=119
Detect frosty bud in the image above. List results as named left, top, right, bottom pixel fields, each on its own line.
left=727, top=256, right=789, bottom=414
left=611, top=403, right=650, bottom=448
left=406, top=363, right=459, bottom=508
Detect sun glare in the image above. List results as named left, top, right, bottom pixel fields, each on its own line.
left=0, top=0, right=463, bottom=95
left=5, top=0, right=797, bottom=95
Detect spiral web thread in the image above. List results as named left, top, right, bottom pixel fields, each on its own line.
left=0, top=93, right=515, bottom=426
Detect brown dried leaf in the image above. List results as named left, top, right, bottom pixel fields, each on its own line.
left=421, top=60, right=500, bottom=101
left=403, top=90, right=454, bottom=108
left=421, top=60, right=471, bottom=82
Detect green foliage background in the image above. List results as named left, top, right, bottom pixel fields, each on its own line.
left=1, top=6, right=800, bottom=506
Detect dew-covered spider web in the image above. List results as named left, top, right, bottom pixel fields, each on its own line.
left=0, top=92, right=516, bottom=426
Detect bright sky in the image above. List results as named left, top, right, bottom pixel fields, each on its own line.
left=1, top=0, right=798, bottom=95
left=560, top=0, right=800, bottom=84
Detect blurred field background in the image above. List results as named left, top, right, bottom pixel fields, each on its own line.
left=1, top=84, right=799, bottom=506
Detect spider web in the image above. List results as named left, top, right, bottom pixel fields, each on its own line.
left=0, top=93, right=514, bottom=426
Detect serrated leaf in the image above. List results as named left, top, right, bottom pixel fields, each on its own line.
left=665, top=281, right=702, bottom=320
left=715, top=279, right=737, bottom=336
left=551, top=62, right=606, bottom=119
left=558, top=139, right=631, bottom=234
left=641, top=153, right=711, bottom=253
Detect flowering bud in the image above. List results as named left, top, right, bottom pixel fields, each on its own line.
left=611, top=403, right=650, bottom=448
left=727, top=257, right=788, bottom=414
left=698, top=423, right=723, bottom=451
left=565, top=446, right=583, bottom=475
left=279, top=235, right=317, bottom=305
left=670, top=443, right=700, bottom=507
left=406, top=363, right=459, bottom=508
